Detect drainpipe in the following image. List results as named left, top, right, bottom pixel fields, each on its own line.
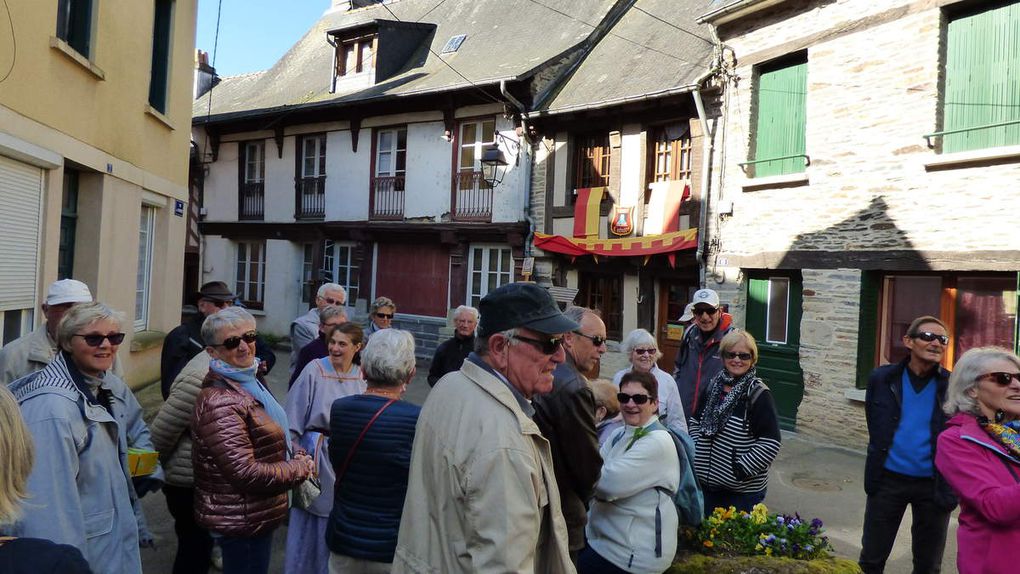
left=692, top=70, right=716, bottom=289
left=500, top=80, right=537, bottom=258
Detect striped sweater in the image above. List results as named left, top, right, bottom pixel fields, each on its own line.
left=689, top=380, right=782, bottom=493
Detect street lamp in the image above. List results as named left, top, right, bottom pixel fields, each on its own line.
left=479, top=132, right=521, bottom=188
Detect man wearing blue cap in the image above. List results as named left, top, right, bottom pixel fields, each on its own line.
left=394, top=282, right=578, bottom=574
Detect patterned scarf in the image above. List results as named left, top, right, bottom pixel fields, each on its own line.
left=698, top=367, right=759, bottom=438
left=978, top=416, right=1020, bottom=459
left=209, top=358, right=290, bottom=448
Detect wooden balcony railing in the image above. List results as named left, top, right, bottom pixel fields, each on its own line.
left=295, top=176, right=326, bottom=219
left=370, top=175, right=405, bottom=220
left=238, top=181, right=264, bottom=220
left=453, top=171, right=493, bottom=221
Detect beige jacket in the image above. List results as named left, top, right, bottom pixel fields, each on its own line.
left=392, top=359, right=575, bottom=574
left=150, top=352, right=210, bottom=486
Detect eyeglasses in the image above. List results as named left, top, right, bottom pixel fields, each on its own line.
left=375, top=313, right=394, bottom=320
left=321, top=296, right=344, bottom=306
left=573, top=331, right=607, bottom=347
left=979, top=372, right=1020, bottom=386
left=692, top=307, right=718, bottom=317
left=722, top=351, right=753, bottom=361
left=911, top=331, right=949, bottom=345
left=74, top=333, right=126, bottom=347
left=633, top=348, right=657, bottom=355
left=511, top=334, right=564, bottom=355
left=617, top=392, right=651, bottom=405
left=211, top=330, right=258, bottom=350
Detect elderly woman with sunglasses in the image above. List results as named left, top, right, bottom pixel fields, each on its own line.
left=582, top=370, right=680, bottom=574
left=7, top=302, right=160, bottom=574
left=191, top=307, right=315, bottom=574
left=613, top=328, right=687, bottom=435
left=284, top=322, right=365, bottom=574
left=366, top=297, right=396, bottom=339
left=935, top=347, right=1020, bottom=574
left=689, top=330, right=781, bottom=515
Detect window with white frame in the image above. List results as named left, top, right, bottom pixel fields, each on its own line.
left=324, top=240, right=359, bottom=304
left=468, top=245, right=513, bottom=307
left=236, top=240, right=266, bottom=310
left=375, top=128, right=407, bottom=178
left=135, top=206, right=156, bottom=331
left=458, top=119, right=496, bottom=177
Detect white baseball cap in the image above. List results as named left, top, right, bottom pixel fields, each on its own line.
left=679, top=302, right=694, bottom=322
left=46, top=279, right=93, bottom=306
left=691, top=288, right=721, bottom=309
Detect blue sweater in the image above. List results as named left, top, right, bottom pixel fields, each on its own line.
left=326, top=394, right=420, bottom=562
left=884, top=370, right=936, bottom=477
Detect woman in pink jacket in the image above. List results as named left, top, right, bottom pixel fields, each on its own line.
left=935, top=346, right=1020, bottom=574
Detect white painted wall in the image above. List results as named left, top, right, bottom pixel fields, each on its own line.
left=619, top=124, right=643, bottom=207
left=404, top=121, right=453, bottom=219
left=260, top=239, right=301, bottom=335
left=201, top=236, right=233, bottom=283
left=490, top=117, right=527, bottom=223
left=326, top=129, right=370, bottom=221
left=553, top=132, right=569, bottom=207
left=203, top=142, right=239, bottom=221
left=622, top=273, right=639, bottom=336
left=264, top=137, right=295, bottom=222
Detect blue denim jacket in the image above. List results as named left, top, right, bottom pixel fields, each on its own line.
left=6, top=352, right=158, bottom=574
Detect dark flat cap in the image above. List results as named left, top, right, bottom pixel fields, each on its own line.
left=478, top=282, right=579, bottom=337
left=196, top=281, right=235, bottom=302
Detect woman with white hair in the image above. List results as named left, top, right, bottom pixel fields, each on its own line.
left=935, top=347, right=1020, bottom=574
left=7, top=302, right=159, bottom=574
left=326, top=329, right=421, bottom=573
left=0, top=385, right=91, bottom=573
left=191, top=307, right=315, bottom=574
left=612, top=328, right=687, bottom=434
left=366, top=296, right=396, bottom=339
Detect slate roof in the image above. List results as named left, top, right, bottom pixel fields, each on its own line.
left=536, top=0, right=716, bottom=114
left=194, top=0, right=619, bottom=123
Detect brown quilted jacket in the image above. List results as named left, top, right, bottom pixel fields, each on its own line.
left=191, top=371, right=308, bottom=537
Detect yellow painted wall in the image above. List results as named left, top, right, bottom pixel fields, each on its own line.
left=0, top=0, right=197, bottom=193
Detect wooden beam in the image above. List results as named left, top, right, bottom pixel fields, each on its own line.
left=274, top=126, right=285, bottom=159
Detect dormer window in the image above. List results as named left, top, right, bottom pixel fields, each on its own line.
left=335, top=34, right=377, bottom=78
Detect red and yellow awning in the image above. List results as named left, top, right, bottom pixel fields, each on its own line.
left=534, top=228, right=698, bottom=266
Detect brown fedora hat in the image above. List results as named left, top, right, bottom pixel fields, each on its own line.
left=196, top=281, right=235, bottom=303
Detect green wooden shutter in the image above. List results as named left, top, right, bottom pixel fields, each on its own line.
left=148, top=0, right=173, bottom=113
left=753, top=56, right=807, bottom=177
left=746, top=275, right=768, bottom=340
left=856, top=271, right=880, bottom=389
left=944, top=2, right=1020, bottom=153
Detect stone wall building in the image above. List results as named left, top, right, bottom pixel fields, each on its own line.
left=699, top=0, right=1020, bottom=445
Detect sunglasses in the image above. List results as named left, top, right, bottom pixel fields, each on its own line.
left=211, top=330, right=258, bottom=350
left=693, top=307, right=718, bottom=317
left=573, top=331, right=607, bottom=347
left=321, top=296, right=344, bottom=306
left=375, top=313, right=394, bottom=320
left=511, top=334, right=564, bottom=355
left=911, top=331, right=949, bottom=345
left=979, top=372, right=1020, bottom=386
left=633, top=348, right=657, bottom=355
left=722, top=351, right=753, bottom=361
left=617, top=392, right=651, bottom=405
left=74, top=333, right=126, bottom=347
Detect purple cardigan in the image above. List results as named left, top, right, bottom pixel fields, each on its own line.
left=935, top=413, right=1020, bottom=574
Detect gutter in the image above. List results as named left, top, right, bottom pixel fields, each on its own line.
left=696, top=0, right=784, bottom=26
left=535, top=82, right=706, bottom=117
left=500, top=79, right=536, bottom=258
left=691, top=65, right=719, bottom=288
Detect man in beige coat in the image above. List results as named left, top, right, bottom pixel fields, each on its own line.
left=393, top=283, right=579, bottom=574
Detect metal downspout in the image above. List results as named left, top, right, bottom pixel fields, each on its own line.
left=500, top=80, right=536, bottom=258
left=692, top=76, right=715, bottom=289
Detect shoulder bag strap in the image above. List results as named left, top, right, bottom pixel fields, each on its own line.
left=336, top=399, right=397, bottom=485
left=1000, top=455, right=1020, bottom=483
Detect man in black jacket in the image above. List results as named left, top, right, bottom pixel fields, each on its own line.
left=427, top=305, right=477, bottom=387
left=532, top=305, right=605, bottom=562
left=860, top=315, right=957, bottom=574
left=159, top=281, right=276, bottom=399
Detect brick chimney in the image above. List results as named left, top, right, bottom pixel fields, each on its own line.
left=193, top=49, right=218, bottom=100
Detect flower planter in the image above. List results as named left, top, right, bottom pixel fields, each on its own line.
left=667, top=553, right=862, bottom=573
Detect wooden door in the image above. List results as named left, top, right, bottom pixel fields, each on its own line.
left=656, top=281, right=696, bottom=372
left=746, top=272, right=804, bottom=430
